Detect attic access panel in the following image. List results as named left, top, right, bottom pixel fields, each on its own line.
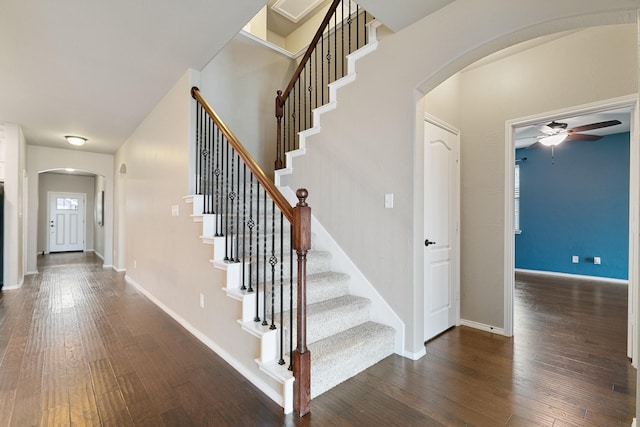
left=271, top=0, right=326, bottom=23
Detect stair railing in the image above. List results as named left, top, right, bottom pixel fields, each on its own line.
left=275, top=0, right=370, bottom=169
left=192, top=87, right=312, bottom=416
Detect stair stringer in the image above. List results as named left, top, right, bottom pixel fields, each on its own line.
left=272, top=19, right=406, bottom=356
left=277, top=186, right=405, bottom=356
left=274, top=19, right=383, bottom=188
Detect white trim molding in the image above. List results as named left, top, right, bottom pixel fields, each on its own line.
left=504, top=94, right=639, bottom=343
left=516, top=268, right=629, bottom=285
left=460, top=319, right=506, bottom=336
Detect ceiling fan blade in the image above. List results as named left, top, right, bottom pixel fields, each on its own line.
left=566, top=133, right=601, bottom=141
left=569, top=120, right=621, bottom=133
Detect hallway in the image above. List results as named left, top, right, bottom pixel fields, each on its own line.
left=0, top=254, right=635, bottom=426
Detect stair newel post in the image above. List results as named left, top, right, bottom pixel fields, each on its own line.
left=292, top=188, right=311, bottom=417
left=275, top=90, right=284, bottom=170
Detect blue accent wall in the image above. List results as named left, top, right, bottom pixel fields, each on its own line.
left=515, top=132, right=629, bottom=280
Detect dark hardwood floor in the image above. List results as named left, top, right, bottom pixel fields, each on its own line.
left=0, top=254, right=635, bottom=426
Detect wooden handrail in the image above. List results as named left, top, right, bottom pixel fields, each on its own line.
left=275, top=0, right=367, bottom=170
left=192, top=87, right=294, bottom=223
left=278, top=0, right=342, bottom=106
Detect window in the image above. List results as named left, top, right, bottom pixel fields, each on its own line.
left=56, top=197, right=79, bottom=210
left=514, top=165, right=521, bottom=234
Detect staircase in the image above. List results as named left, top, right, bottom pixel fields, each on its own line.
left=186, top=1, right=398, bottom=416
left=188, top=191, right=395, bottom=410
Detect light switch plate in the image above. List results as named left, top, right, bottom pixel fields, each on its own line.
left=385, top=193, right=393, bottom=209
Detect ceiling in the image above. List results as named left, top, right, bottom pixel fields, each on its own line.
left=0, top=0, right=266, bottom=154
left=514, top=108, right=631, bottom=149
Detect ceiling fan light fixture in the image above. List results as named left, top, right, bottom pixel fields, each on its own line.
left=539, top=133, right=568, bottom=146
left=65, top=135, right=87, bottom=146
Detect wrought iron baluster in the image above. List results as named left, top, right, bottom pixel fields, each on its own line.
left=228, top=147, right=236, bottom=261
left=208, top=117, right=215, bottom=214
left=195, top=104, right=201, bottom=195
left=334, top=9, right=337, bottom=83
left=203, top=114, right=209, bottom=212
left=364, top=11, right=368, bottom=44
left=248, top=174, right=255, bottom=293
left=321, top=33, right=325, bottom=105
left=241, top=164, right=247, bottom=290
left=254, top=183, right=261, bottom=322
left=284, top=100, right=289, bottom=154
left=289, top=224, right=294, bottom=371
left=308, top=59, right=312, bottom=127
left=341, top=0, right=345, bottom=78
left=224, top=135, right=230, bottom=260
left=348, top=1, right=352, bottom=55
left=262, top=189, right=268, bottom=327
left=215, top=127, right=222, bottom=235
left=279, top=211, right=285, bottom=365
left=302, top=66, right=307, bottom=131
left=269, top=200, right=277, bottom=330
left=297, top=80, right=301, bottom=150
left=235, top=152, right=241, bottom=263
left=356, top=3, right=360, bottom=47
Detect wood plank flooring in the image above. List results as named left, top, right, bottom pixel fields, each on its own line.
left=0, top=254, right=635, bottom=426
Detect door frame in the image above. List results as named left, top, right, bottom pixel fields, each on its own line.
left=424, top=113, right=461, bottom=341
left=47, top=191, right=87, bottom=253
left=503, top=94, right=639, bottom=366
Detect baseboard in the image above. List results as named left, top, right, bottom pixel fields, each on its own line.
left=404, top=347, right=426, bottom=360
left=112, top=266, right=126, bottom=273
left=93, top=250, right=105, bottom=261
left=123, top=275, right=285, bottom=410
left=26, top=270, right=38, bottom=276
left=515, top=268, right=628, bottom=285
left=460, top=319, right=506, bottom=336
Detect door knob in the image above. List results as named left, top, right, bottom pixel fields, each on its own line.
left=425, top=239, right=436, bottom=247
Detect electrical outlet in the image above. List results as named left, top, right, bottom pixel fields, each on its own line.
left=133, top=260, right=137, bottom=269
left=199, top=293, right=205, bottom=308
left=594, top=256, right=601, bottom=265
left=572, top=256, right=579, bottom=264
left=172, top=204, right=179, bottom=216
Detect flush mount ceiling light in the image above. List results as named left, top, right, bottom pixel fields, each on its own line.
left=65, top=135, right=87, bottom=146
left=539, top=133, right=568, bottom=146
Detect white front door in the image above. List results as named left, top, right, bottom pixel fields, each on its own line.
left=424, top=117, right=460, bottom=342
left=49, top=192, right=85, bottom=252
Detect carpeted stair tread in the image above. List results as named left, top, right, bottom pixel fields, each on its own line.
left=308, top=321, right=395, bottom=398
left=306, top=271, right=350, bottom=304
left=284, top=295, right=371, bottom=345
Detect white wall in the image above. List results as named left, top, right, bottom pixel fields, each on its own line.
left=279, top=0, right=639, bottom=355
left=199, top=33, right=295, bottom=174
left=26, top=146, right=114, bottom=272
left=2, top=123, right=26, bottom=288
left=460, top=24, right=637, bottom=326
left=116, top=68, right=285, bottom=406
left=37, top=172, right=96, bottom=253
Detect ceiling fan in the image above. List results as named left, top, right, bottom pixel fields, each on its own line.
left=533, top=119, right=622, bottom=146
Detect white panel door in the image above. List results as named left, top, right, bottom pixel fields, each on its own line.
left=49, top=192, right=85, bottom=252
left=424, top=118, right=460, bottom=342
